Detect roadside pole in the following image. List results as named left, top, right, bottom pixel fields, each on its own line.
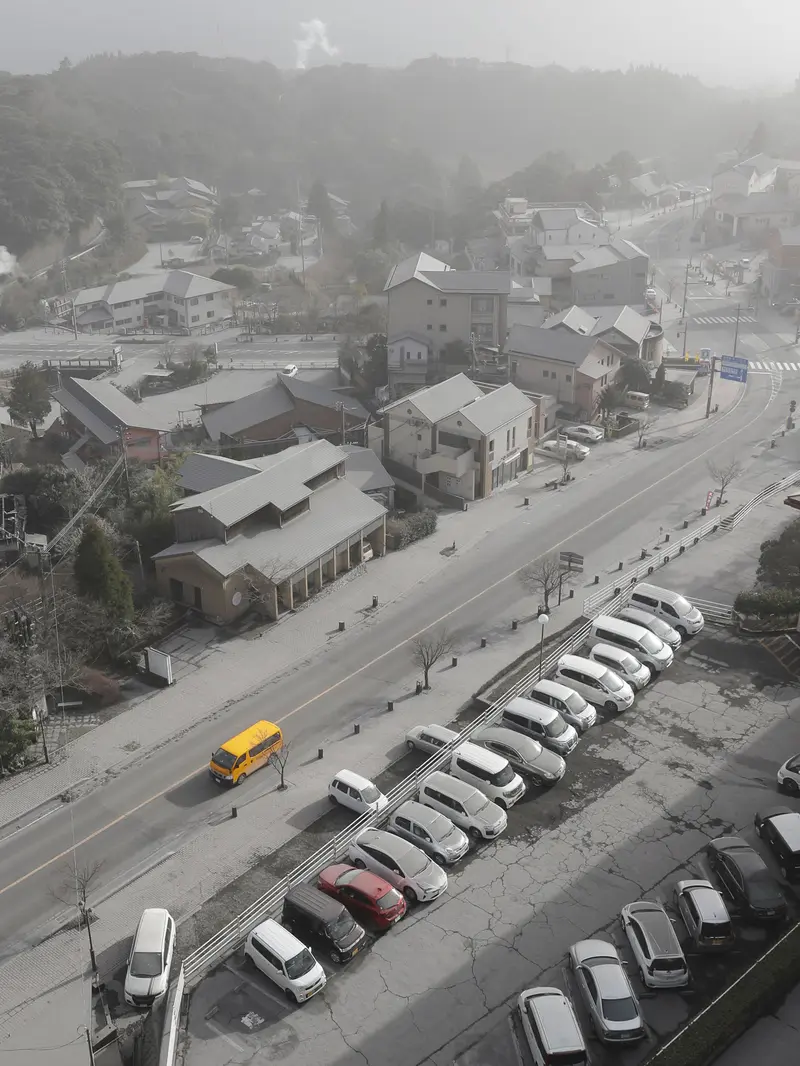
left=681, top=261, right=690, bottom=319
left=732, top=304, right=741, bottom=359
left=705, top=355, right=717, bottom=419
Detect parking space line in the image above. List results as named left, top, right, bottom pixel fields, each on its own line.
left=204, top=1018, right=246, bottom=1052
left=224, top=962, right=291, bottom=1009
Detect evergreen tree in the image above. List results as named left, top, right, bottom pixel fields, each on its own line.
left=7, top=361, right=51, bottom=438
left=373, top=199, right=390, bottom=249
left=74, top=520, right=134, bottom=621
left=307, top=179, right=335, bottom=236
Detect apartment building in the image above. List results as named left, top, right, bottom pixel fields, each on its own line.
left=72, top=270, right=234, bottom=333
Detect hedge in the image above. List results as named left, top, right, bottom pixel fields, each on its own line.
left=386, top=509, right=437, bottom=549
left=647, top=921, right=800, bottom=1066
left=734, top=586, right=800, bottom=617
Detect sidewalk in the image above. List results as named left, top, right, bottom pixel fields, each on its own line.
left=0, top=427, right=795, bottom=1051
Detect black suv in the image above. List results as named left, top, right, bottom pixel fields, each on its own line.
left=282, top=883, right=366, bottom=963
left=754, top=807, right=800, bottom=882
left=706, top=836, right=787, bottom=921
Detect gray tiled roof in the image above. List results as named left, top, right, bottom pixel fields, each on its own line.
left=507, top=325, right=602, bottom=365
left=202, top=383, right=295, bottom=441
left=458, top=383, right=533, bottom=434
left=155, top=478, right=385, bottom=583
left=74, top=270, right=233, bottom=310
left=383, top=252, right=450, bottom=291
left=178, top=453, right=259, bottom=494
left=342, top=446, right=395, bottom=494
left=421, top=270, right=511, bottom=294
left=592, top=305, right=650, bottom=346
left=56, top=376, right=167, bottom=439
left=383, top=373, right=484, bottom=423
left=570, top=247, right=619, bottom=272
left=543, top=306, right=597, bottom=335
left=281, top=376, right=369, bottom=420
left=610, top=237, right=647, bottom=260
left=53, top=388, right=119, bottom=445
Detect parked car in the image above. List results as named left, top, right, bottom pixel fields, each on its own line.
left=776, top=753, right=800, bottom=795
left=244, top=919, right=326, bottom=1003
left=620, top=900, right=689, bottom=988
left=588, top=643, right=651, bottom=690
left=449, top=741, right=526, bottom=809
left=124, top=908, right=176, bottom=1008
left=317, top=863, right=406, bottom=930
left=706, top=836, right=787, bottom=921
left=586, top=615, right=673, bottom=675
left=628, top=582, right=704, bottom=638
left=541, top=438, right=590, bottom=461
left=616, top=606, right=682, bottom=651
left=569, top=939, right=646, bottom=1044
left=328, top=770, right=388, bottom=815
left=419, top=771, right=507, bottom=841
left=405, top=723, right=459, bottom=754
left=188, top=235, right=204, bottom=243
left=674, top=879, right=735, bottom=951
left=347, top=828, right=447, bottom=903
left=562, top=424, right=604, bottom=444
left=645, top=287, right=658, bottom=301
left=388, top=800, right=469, bottom=865
left=518, top=987, right=589, bottom=1066
left=528, top=679, right=597, bottom=733
left=281, top=364, right=299, bottom=377
left=473, top=725, right=566, bottom=786
left=500, top=696, right=579, bottom=757
left=754, top=807, right=800, bottom=881
left=281, top=883, right=366, bottom=964
left=553, top=654, right=634, bottom=714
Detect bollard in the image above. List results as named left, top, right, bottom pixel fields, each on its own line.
left=569, top=589, right=574, bottom=599
left=663, top=554, right=670, bottom=564
left=683, top=519, right=689, bottom=529
left=771, top=439, right=777, bottom=448
left=679, top=545, right=685, bottom=554
left=614, top=587, right=621, bottom=596
left=481, top=637, right=487, bottom=648
left=524, top=497, right=530, bottom=506
left=594, top=575, right=599, bottom=585
left=372, top=596, right=379, bottom=608
left=640, top=548, right=647, bottom=560
left=512, top=619, right=518, bottom=631
left=782, top=430, right=786, bottom=437
left=694, top=536, right=700, bottom=545
left=415, top=680, right=423, bottom=695
left=451, top=656, right=458, bottom=668
left=354, top=723, right=360, bottom=735
left=618, top=561, right=623, bottom=571
left=701, top=507, right=707, bottom=516
left=318, top=748, right=324, bottom=760
left=665, top=533, right=670, bottom=543
left=338, top=620, right=345, bottom=632
left=387, top=701, right=394, bottom=713
left=648, top=565, right=654, bottom=574
left=231, top=806, right=238, bottom=819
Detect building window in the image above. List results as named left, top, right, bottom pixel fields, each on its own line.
left=512, top=426, right=516, bottom=447
left=190, top=297, right=199, bottom=306
left=489, top=439, right=495, bottom=453
left=206, top=294, right=214, bottom=302
left=471, top=296, right=493, bottom=315
left=440, top=298, right=447, bottom=307
left=427, top=298, right=433, bottom=305
left=527, top=417, right=533, bottom=436
left=565, top=374, right=572, bottom=383
left=416, top=352, right=423, bottom=359
left=439, top=324, right=446, bottom=332
left=206, top=311, right=214, bottom=318
left=542, top=369, right=549, bottom=378
left=191, top=315, right=200, bottom=323
left=427, top=324, right=433, bottom=330
left=506, top=429, right=511, bottom=450
left=194, top=586, right=203, bottom=611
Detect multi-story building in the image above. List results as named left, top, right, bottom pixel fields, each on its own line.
left=72, top=270, right=234, bottom=334
left=762, top=227, right=800, bottom=302
left=543, top=304, right=664, bottom=365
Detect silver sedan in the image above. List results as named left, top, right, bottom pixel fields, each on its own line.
left=569, top=939, right=645, bottom=1044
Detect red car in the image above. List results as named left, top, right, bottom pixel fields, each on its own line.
left=318, top=864, right=406, bottom=930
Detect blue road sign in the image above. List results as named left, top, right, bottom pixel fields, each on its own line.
left=720, top=355, right=748, bottom=383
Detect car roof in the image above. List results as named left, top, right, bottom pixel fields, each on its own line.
left=684, top=884, right=730, bottom=923
left=572, top=938, right=618, bottom=963
left=522, top=988, right=584, bottom=1051
left=764, top=811, right=800, bottom=850
left=134, top=908, right=171, bottom=952
left=357, top=827, right=416, bottom=859
left=415, top=723, right=459, bottom=741
left=341, top=866, right=395, bottom=900
left=591, top=960, right=630, bottom=999
left=557, top=654, right=607, bottom=678
left=423, top=770, right=482, bottom=801
left=455, top=740, right=510, bottom=772
left=625, top=901, right=681, bottom=954
left=285, top=883, right=345, bottom=921
left=531, top=678, right=579, bottom=699
left=476, top=725, right=542, bottom=756
left=710, top=834, right=750, bottom=853
left=333, top=768, right=377, bottom=791
left=218, top=720, right=280, bottom=757
left=594, top=615, right=649, bottom=641
left=504, top=696, right=558, bottom=722
left=251, top=918, right=306, bottom=957
left=394, top=799, right=442, bottom=824
left=592, top=643, right=632, bottom=663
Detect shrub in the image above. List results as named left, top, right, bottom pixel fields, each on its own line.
left=734, top=586, right=800, bottom=618
left=386, top=508, right=437, bottom=549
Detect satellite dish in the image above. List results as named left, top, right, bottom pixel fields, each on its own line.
left=232, top=591, right=242, bottom=607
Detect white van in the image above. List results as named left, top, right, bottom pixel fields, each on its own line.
left=500, top=697, right=579, bottom=757
left=589, top=643, right=651, bottom=690
left=629, top=582, right=704, bottom=638
left=419, top=770, right=507, bottom=840
left=449, top=741, right=526, bottom=809
left=587, top=615, right=673, bottom=674
left=626, top=391, right=650, bottom=410
left=124, top=908, right=176, bottom=1008
left=616, top=606, right=681, bottom=651
left=245, top=918, right=327, bottom=1003
left=528, top=679, right=597, bottom=733
left=553, top=654, right=634, bottom=713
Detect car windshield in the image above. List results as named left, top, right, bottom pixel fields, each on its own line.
left=747, top=872, right=783, bottom=904
left=673, top=595, right=693, bottom=614
left=361, top=785, right=381, bottom=804
left=647, top=617, right=671, bottom=638
left=602, top=996, right=639, bottom=1021
left=211, top=748, right=236, bottom=770
left=601, top=669, right=624, bottom=692
left=544, top=716, right=567, bottom=737
left=327, top=913, right=356, bottom=940
left=334, top=868, right=361, bottom=887
left=285, top=949, right=316, bottom=979
left=617, top=653, right=639, bottom=672
left=492, top=765, right=515, bottom=786
left=639, top=632, right=662, bottom=653
left=653, top=957, right=686, bottom=972
left=565, top=692, right=589, bottom=714
left=402, top=849, right=429, bottom=876
left=464, top=791, right=490, bottom=815
left=377, top=888, right=403, bottom=911
left=129, top=951, right=163, bottom=978
left=787, top=755, right=800, bottom=772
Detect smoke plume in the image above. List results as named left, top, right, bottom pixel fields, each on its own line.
left=0, top=247, right=16, bottom=278
left=294, top=19, right=339, bottom=70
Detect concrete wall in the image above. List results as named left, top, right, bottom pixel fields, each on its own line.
left=571, top=258, right=648, bottom=306
left=388, top=280, right=506, bottom=353
left=509, top=355, right=577, bottom=404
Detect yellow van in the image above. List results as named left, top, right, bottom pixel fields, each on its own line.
left=209, top=720, right=283, bottom=786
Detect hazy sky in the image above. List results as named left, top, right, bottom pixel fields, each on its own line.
left=0, top=0, right=797, bottom=89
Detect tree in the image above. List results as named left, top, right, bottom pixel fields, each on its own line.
left=654, top=362, right=667, bottom=394
left=597, top=385, right=622, bottom=418
left=74, top=520, right=134, bottom=621
left=707, top=458, right=743, bottom=505
left=619, top=359, right=651, bottom=394
left=0, top=465, right=91, bottom=535
left=605, top=149, right=640, bottom=184
left=635, top=414, right=658, bottom=448
left=50, top=858, right=104, bottom=975
left=744, top=121, right=768, bottom=158
left=558, top=446, right=575, bottom=484
left=373, top=200, right=390, bottom=249
left=307, top=179, right=335, bottom=237
left=7, top=362, right=51, bottom=438
left=212, top=266, right=257, bottom=295
left=365, top=333, right=388, bottom=389
left=411, top=628, right=454, bottom=689
left=442, top=339, right=470, bottom=365
left=757, top=517, right=800, bottom=591
left=520, top=554, right=563, bottom=612
left=269, top=743, right=291, bottom=791
left=453, top=155, right=483, bottom=207
left=338, top=336, right=361, bottom=377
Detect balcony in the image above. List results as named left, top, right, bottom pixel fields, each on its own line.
left=417, top=444, right=475, bottom=478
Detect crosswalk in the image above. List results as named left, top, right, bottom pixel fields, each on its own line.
left=693, top=313, right=757, bottom=326
left=749, top=360, right=800, bottom=371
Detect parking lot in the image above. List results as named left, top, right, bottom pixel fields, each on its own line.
left=181, top=631, right=800, bottom=1066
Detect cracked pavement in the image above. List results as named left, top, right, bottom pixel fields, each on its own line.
left=181, top=635, right=800, bottom=1066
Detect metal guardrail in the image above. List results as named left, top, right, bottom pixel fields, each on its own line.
left=690, top=598, right=736, bottom=625
left=220, top=359, right=338, bottom=371
left=721, top=471, right=800, bottom=531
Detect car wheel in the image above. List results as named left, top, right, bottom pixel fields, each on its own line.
left=604, top=700, right=617, bottom=713
left=783, top=778, right=800, bottom=795
left=285, top=988, right=300, bottom=1004
left=235, top=772, right=246, bottom=786
left=677, top=626, right=688, bottom=639
left=353, top=858, right=366, bottom=869
left=780, top=864, right=790, bottom=881
left=497, top=798, right=509, bottom=810
left=406, top=740, right=417, bottom=752
left=403, top=886, right=418, bottom=903
left=328, top=794, right=337, bottom=804
left=432, top=853, right=447, bottom=866
left=330, top=949, right=341, bottom=964
left=530, top=774, right=543, bottom=787
left=469, top=826, right=483, bottom=841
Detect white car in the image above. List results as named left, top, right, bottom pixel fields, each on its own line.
left=674, top=879, right=735, bottom=951
left=124, top=908, right=175, bottom=1008
left=541, top=439, right=589, bottom=461
left=348, top=827, right=447, bottom=902
left=569, top=939, right=645, bottom=1044
left=188, top=235, right=204, bottom=244
left=281, top=364, right=299, bottom=377
left=645, top=287, right=658, bottom=300
left=777, top=753, right=800, bottom=795
left=620, top=900, right=689, bottom=989
left=518, top=987, right=588, bottom=1066
left=562, top=424, right=604, bottom=444
left=405, top=723, right=459, bottom=755
left=588, top=643, right=651, bottom=690
left=328, top=769, right=388, bottom=815
left=388, top=800, right=469, bottom=865
left=553, top=654, right=635, bottom=714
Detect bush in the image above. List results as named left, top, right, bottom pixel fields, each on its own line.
left=387, top=509, right=437, bottom=549
left=734, top=586, right=800, bottom=618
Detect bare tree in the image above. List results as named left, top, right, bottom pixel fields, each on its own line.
left=559, top=447, right=575, bottom=484
left=707, top=458, right=743, bottom=505
left=50, top=858, right=104, bottom=975
left=412, top=628, right=454, bottom=689
left=636, top=415, right=658, bottom=449
left=666, top=279, right=676, bottom=302
left=520, top=554, right=563, bottom=612
left=269, top=743, right=291, bottom=791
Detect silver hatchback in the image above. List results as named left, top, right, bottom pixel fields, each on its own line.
left=388, top=800, right=469, bottom=865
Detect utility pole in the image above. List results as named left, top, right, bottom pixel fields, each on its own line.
left=681, top=317, right=690, bottom=361
left=705, top=355, right=717, bottom=419
left=118, top=429, right=131, bottom=500
left=296, top=179, right=306, bottom=288
left=337, top=402, right=346, bottom=446
left=681, top=261, right=691, bottom=319
left=732, top=304, right=741, bottom=359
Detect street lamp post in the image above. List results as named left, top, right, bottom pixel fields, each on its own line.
left=537, top=612, right=549, bottom=680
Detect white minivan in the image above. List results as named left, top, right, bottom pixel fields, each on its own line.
left=616, top=606, right=681, bottom=651
left=629, top=583, right=704, bottom=638
left=589, top=643, right=651, bottom=690
left=449, top=741, right=526, bottom=809
left=124, top=908, right=175, bottom=1008
left=245, top=918, right=327, bottom=1003
left=587, top=615, right=673, bottom=674
left=419, top=770, right=507, bottom=840
left=528, top=679, right=597, bottom=734
left=553, top=654, right=634, bottom=713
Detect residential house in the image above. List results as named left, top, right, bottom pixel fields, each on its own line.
left=711, top=154, right=780, bottom=203
left=122, top=177, right=218, bottom=237
left=569, top=239, right=649, bottom=308
left=762, top=227, right=800, bottom=301
left=628, top=173, right=678, bottom=208
left=386, top=332, right=434, bottom=394
left=201, top=375, right=369, bottom=455
left=543, top=304, right=663, bottom=365
left=712, top=192, right=800, bottom=241
left=52, top=375, right=168, bottom=468
left=494, top=198, right=600, bottom=240
left=384, top=252, right=510, bottom=393
left=153, top=440, right=387, bottom=623
left=72, top=270, right=234, bottom=334
left=375, top=373, right=536, bottom=501
left=529, top=207, right=610, bottom=247
left=506, top=324, right=622, bottom=419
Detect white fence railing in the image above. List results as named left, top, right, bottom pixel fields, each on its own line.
left=690, top=598, right=736, bottom=625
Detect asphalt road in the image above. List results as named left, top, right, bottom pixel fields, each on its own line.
left=0, top=363, right=780, bottom=957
